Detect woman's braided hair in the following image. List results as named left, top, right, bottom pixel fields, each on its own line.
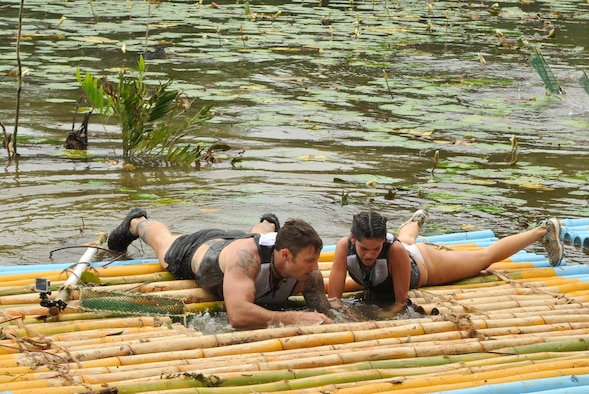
left=351, top=212, right=387, bottom=242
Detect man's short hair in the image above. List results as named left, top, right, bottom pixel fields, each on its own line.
left=275, top=218, right=323, bottom=256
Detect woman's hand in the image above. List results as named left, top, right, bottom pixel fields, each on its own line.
left=389, top=302, right=406, bottom=315
left=328, top=297, right=344, bottom=309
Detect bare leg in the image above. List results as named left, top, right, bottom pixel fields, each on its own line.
left=397, top=209, right=429, bottom=244
left=132, top=214, right=278, bottom=270
left=250, top=220, right=276, bottom=233
left=418, top=226, right=547, bottom=285
left=254, top=213, right=280, bottom=233
left=131, top=218, right=180, bottom=271
left=397, top=221, right=421, bottom=244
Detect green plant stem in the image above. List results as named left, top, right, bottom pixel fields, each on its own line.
left=13, top=0, right=25, bottom=157
left=1, top=121, right=10, bottom=160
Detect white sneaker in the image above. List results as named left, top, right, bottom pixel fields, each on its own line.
left=539, top=218, right=564, bottom=267
left=398, top=209, right=429, bottom=233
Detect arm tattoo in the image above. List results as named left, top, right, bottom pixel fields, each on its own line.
left=227, top=249, right=259, bottom=276
left=302, top=271, right=332, bottom=315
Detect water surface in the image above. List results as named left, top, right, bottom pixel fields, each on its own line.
left=1, top=0, right=588, bottom=266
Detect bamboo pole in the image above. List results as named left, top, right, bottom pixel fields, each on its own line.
left=2, top=316, right=171, bottom=338
left=9, top=324, right=579, bottom=378
left=3, top=338, right=584, bottom=392
left=3, top=236, right=589, bottom=393
left=0, top=263, right=165, bottom=287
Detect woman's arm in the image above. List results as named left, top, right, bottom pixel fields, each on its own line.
left=387, top=240, right=412, bottom=314
left=327, top=237, right=350, bottom=306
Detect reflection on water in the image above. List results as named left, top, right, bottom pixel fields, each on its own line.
left=1, top=0, right=588, bottom=266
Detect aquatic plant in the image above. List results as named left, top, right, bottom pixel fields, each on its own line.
left=529, top=48, right=565, bottom=97
left=76, top=55, right=213, bottom=166
left=8, top=0, right=25, bottom=160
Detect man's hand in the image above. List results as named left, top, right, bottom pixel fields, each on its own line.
left=282, top=310, right=332, bottom=326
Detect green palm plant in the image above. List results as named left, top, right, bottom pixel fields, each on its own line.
left=76, top=55, right=213, bottom=165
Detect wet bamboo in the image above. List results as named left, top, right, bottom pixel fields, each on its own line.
left=11, top=315, right=589, bottom=366
left=0, top=292, right=63, bottom=305
left=111, top=358, right=588, bottom=392
left=8, top=330, right=580, bottom=382
left=184, top=300, right=226, bottom=313
left=0, top=326, right=187, bottom=357
left=49, top=324, right=186, bottom=342
left=286, top=357, right=584, bottom=392
left=3, top=292, right=588, bottom=390
left=97, top=278, right=198, bottom=293
left=0, top=283, right=46, bottom=297
left=0, top=270, right=358, bottom=299
left=416, top=302, right=589, bottom=317
left=3, top=316, right=170, bottom=338
left=8, top=350, right=584, bottom=392
left=80, top=286, right=217, bottom=304
left=366, top=361, right=589, bottom=394
left=0, top=271, right=179, bottom=298
left=56, top=333, right=200, bottom=355
left=0, top=376, right=84, bottom=392
left=95, top=369, right=387, bottom=394
left=97, top=359, right=589, bottom=394
left=0, top=263, right=165, bottom=287
left=72, top=330, right=589, bottom=372
left=4, top=386, right=89, bottom=394
left=194, top=359, right=587, bottom=392
left=223, top=334, right=588, bottom=371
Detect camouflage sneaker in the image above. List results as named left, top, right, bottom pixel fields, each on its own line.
left=398, top=209, right=429, bottom=233
left=260, top=213, right=281, bottom=232
left=107, top=208, right=148, bottom=254
left=539, top=218, right=564, bottom=267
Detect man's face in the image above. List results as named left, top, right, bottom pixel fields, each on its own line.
left=284, top=245, right=320, bottom=281
left=352, top=237, right=384, bottom=266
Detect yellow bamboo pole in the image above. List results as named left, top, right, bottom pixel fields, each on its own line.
left=9, top=324, right=588, bottom=378
left=0, top=376, right=84, bottom=391
left=5, top=386, right=90, bottom=394
left=380, top=361, right=589, bottom=393
left=0, top=263, right=165, bottom=287
left=2, top=316, right=171, bottom=337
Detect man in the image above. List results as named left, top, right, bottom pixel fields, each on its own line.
left=108, top=208, right=333, bottom=329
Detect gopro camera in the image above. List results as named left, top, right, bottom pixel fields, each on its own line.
left=34, top=278, right=51, bottom=293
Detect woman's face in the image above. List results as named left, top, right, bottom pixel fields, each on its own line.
left=351, top=236, right=384, bottom=266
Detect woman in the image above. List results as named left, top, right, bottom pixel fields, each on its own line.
left=328, top=210, right=564, bottom=314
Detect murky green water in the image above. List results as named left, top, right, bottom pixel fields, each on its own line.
left=1, top=0, right=588, bottom=266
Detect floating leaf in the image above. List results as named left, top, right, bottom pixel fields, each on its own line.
left=131, top=193, right=161, bottom=200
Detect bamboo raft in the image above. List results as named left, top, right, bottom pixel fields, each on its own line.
left=1, top=219, right=589, bottom=394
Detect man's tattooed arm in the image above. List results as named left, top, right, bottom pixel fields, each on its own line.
left=227, top=249, right=260, bottom=277
left=302, top=270, right=333, bottom=316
